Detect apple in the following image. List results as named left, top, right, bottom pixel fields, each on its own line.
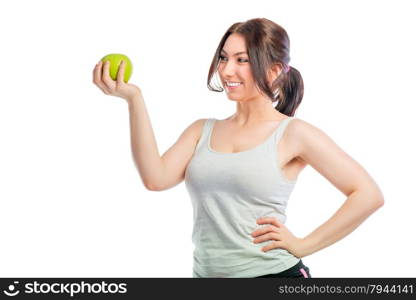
left=100, top=53, right=133, bottom=83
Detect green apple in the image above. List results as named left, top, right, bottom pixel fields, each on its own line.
left=100, top=53, right=133, bottom=83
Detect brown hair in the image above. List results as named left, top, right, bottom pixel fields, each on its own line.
left=207, top=18, right=304, bottom=117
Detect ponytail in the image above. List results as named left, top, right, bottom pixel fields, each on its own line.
left=274, top=66, right=304, bottom=117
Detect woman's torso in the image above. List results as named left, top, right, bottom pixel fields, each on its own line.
left=184, top=114, right=307, bottom=277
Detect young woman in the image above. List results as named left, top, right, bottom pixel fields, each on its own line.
left=92, top=18, right=384, bottom=278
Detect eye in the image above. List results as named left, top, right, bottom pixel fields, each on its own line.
left=219, top=55, right=227, bottom=61
left=219, top=55, right=249, bottom=63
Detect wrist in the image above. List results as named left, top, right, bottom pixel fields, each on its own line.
left=126, top=93, right=143, bottom=106
left=300, top=236, right=318, bottom=258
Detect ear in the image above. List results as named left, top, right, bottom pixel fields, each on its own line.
left=267, top=63, right=283, bottom=84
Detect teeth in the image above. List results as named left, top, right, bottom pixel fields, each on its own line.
left=226, top=82, right=242, bottom=86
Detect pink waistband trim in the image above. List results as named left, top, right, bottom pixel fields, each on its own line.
left=299, top=268, right=308, bottom=278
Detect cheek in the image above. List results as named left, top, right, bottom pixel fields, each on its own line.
left=242, top=70, right=254, bottom=84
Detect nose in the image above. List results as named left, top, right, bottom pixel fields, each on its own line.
left=219, top=59, right=238, bottom=78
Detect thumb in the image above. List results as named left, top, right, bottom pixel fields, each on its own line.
left=116, top=60, right=126, bottom=85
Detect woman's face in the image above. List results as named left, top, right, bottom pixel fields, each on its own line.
left=217, top=33, right=264, bottom=102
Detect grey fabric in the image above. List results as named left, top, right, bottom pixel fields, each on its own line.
left=185, top=117, right=300, bottom=278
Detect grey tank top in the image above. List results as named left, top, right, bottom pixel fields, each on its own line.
left=184, top=117, right=300, bottom=278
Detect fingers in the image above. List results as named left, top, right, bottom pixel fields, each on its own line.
left=262, top=241, right=284, bottom=252
left=253, top=232, right=280, bottom=244
left=93, top=60, right=127, bottom=96
left=257, top=217, right=282, bottom=227
left=252, top=225, right=279, bottom=237
left=101, top=60, right=114, bottom=90
left=117, top=60, right=125, bottom=85
left=93, top=61, right=110, bottom=95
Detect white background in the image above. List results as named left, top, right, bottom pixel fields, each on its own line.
left=1, top=0, right=415, bottom=277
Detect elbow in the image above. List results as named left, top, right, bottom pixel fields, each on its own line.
left=370, top=189, right=385, bottom=209
left=364, top=185, right=385, bottom=209
left=369, top=193, right=385, bottom=211
left=144, top=180, right=161, bottom=191
left=145, top=185, right=158, bottom=191
left=353, top=188, right=385, bottom=211
left=362, top=196, right=384, bottom=218
left=375, top=196, right=384, bottom=208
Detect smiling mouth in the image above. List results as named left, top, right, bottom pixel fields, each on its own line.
left=224, top=81, right=243, bottom=88
left=225, top=83, right=242, bottom=91
left=224, top=81, right=243, bottom=85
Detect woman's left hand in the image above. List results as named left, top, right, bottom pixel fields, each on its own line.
left=251, top=217, right=308, bottom=258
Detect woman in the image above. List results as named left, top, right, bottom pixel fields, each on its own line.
left=92, top=18, right=384, bottom=278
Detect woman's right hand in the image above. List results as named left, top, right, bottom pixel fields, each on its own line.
left=93, top=60, right=142, bottom=103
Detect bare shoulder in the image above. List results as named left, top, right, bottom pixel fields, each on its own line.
left=182, top=118, right=208, bottom=145
left=282, top=117, right=312, bottom=162
left=186, top=118, right=207, bottom=131
left=285, top=117, right=341, bottom=165
left=286, top=117, right=335, bottom=158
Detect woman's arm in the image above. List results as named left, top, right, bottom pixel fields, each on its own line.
left=93, top=60, right=164, bottom=190
left=127, top=95, right=165, bottom=190
left=127, top=96, right=206, bottom=191
left=290, top=119, right=384, bottom=258
left=300, top=189, right=383, bottom=258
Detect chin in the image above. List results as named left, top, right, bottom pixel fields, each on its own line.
left=226, top=95, right=240, bottom=101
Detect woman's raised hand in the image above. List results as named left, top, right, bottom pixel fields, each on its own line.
left=93, top=60, right=142, bottom=103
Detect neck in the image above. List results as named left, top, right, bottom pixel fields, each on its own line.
left=228, top=97, right=282, bottom=126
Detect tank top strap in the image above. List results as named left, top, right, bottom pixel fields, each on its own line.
left=273, top=117, right=295, bottom=145
left=195, top=118, right=216, bottom=152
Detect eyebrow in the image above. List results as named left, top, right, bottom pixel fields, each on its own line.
left=220, top=49, right=247, bottom=56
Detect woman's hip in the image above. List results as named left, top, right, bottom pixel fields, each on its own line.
left=254, top=259, right=312, bottom=278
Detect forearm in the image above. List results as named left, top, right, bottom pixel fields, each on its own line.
left=126, top=94, right=163, bottom=189
left=300, top=190, right=384, bottom=258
